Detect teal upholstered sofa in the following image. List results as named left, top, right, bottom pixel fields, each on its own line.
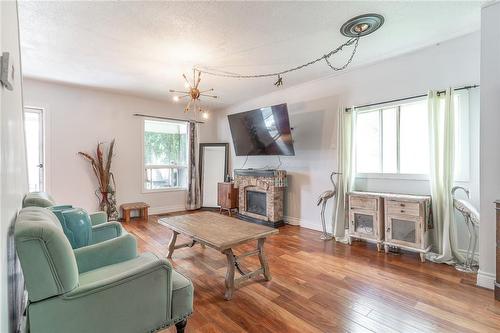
left=15, top=207, right=193, bottom=333
left=22, top=191, right=109, bottom=225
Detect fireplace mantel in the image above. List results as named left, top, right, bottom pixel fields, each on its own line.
left=234, top=169, right=287, bottom=228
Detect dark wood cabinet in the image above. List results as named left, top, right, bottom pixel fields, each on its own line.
left=218, top=182, right=239, bottom=216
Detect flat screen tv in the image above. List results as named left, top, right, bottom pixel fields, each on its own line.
left=227, top=103, right=295, bottom=156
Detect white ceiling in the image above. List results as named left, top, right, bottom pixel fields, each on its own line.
left=18, top=1, right=482, bottom=109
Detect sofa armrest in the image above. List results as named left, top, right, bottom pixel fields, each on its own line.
left=91, top=221, right=123, bottom=244
left=89, top=211, right=108, bottom=226
left=74, top=233, right=137, bottom=274
left=65, top=253, right=173, bottom=299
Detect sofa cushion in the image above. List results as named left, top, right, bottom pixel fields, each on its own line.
left=49, top=207, right=93, bottom=249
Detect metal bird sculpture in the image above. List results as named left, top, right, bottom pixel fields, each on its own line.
left=317, top=171, right=341, bottom=240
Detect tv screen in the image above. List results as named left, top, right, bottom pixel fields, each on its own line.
left=227, top=103, right=295, bottom=156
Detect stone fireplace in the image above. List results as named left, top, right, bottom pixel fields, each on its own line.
left=234, top=169, right=287, bottom=227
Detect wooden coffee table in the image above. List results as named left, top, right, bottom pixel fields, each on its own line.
left=159, top=211, right=278, bottom=300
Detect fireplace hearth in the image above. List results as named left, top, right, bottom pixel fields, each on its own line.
left=234, top=169, right=287, bottom=228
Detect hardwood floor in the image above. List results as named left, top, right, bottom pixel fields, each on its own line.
left=122, top=213, right=500, bottom=333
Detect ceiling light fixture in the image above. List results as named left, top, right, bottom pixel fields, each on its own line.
left=340, top=13, right=384, bottom=38
left=169, top=69, right=218, bottom=113
left=192, top=13, right=384, bottom=88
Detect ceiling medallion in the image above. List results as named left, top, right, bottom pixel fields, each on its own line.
left=340, top=13, right=384, bottom=38
left=169, top=69, right=217, bottom=116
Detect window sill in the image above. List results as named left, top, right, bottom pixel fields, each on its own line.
left=356, top=173, right=430, bottom=181
left=142, top=187, right=187, bottom=194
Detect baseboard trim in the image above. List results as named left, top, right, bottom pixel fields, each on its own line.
left=284, top=215, right=330, bottom=233
left=149, top=205, right=186, bottom=216
left=477, top=269, right=495, bottom=290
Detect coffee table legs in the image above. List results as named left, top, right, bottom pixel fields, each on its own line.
left=223, top=249, right=236, bottom=300
left=167, top=231, right=179, bottom=259
left=223, top=237, right=271, bottom=300
left=257, top=238, right=271, bottom=281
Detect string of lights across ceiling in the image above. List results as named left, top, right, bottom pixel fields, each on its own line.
left=169, top=13, right=384, bottom=115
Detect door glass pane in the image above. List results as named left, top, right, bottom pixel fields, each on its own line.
left=354, top=213, right=374, bottom=235
left=391, top=218, right=416, bottom=243
left=24, top=110, right=43, bottom=192
left=399, top=100, right=429, bottom=174
left=356, top=110, right=380, bottom=173
left=382, top=108, right=397, bottom=173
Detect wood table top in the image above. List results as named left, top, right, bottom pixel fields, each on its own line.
left=159, top=211, right=278, bottom=251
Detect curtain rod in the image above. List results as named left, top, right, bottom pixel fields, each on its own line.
left=345, top=84, right=479, bottom=112
left=133, top=113, right=204, bottom=124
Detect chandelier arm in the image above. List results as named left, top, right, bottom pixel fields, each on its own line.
left=184, top=99, right=193, bottom=113
left=195, top=75, right=201, bottom=89
left=194, top=37, right=359, bottom=79
left=182, top=74, right=192, bottom=88
left=200, top=94, right=218, bottom=98
left=199, top=88, right=214, bottom=93
left=169, top=89, right=188, bottom=94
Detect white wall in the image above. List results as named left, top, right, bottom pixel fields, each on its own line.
left=23, top=79, right=217, bottom=215
left=217, top=32, right=480, bottom=240
left=478, top=2, right=500, bottom=290
left=1, top=2, right=29, bottom=332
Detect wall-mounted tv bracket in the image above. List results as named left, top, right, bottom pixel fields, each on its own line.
left=0, top=52, right=13, bottom=91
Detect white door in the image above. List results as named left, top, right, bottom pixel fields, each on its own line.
left=24, top=107, right=44, bottom=192
left=201, top=146, right=227, bottom=207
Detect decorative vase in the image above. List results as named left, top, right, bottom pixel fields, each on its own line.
left=96, top=188, right=119, bottom=221
left=99, top=191, right=109, bottom=212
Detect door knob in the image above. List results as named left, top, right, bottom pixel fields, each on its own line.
left=36, top=163, right=43, bottom=168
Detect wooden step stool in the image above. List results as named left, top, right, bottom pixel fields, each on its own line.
left=120, top=202, right=150, bottom=222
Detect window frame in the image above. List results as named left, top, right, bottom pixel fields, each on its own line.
left=141, top=117, right=189, bottom=193
left=355, top=97, right=430, bottom=180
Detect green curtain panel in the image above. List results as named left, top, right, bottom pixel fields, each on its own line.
left=333, top=106, right=356, bottom=242
left=426, top=89, right=463, bottom=264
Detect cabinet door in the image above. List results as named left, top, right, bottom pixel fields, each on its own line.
left=350, top=210, right=378, bottom=239
left=217, top=183, right=228, bottom=207
left=386, top=215, right=421, bottom=248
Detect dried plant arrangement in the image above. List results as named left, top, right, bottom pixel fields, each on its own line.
left=78, top=139, right=118, bottom=220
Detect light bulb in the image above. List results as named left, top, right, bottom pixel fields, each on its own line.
left=173, top=96, right=179, bottom=102
left=202, top=111, right=209, bottom=119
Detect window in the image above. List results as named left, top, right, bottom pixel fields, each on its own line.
left=355, top=93, right=470, bottom=179
left=143, top=119, right=188, bottom=191
left=24, top=107, right=45, bottom=191
left=355, top=99, right=429, bottom=176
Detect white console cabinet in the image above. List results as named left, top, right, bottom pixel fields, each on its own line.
left=348, top=192, right=432, bottom=261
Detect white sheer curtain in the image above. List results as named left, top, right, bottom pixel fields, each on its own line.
left=426, top=89, right=463, bottom=263
left=333, top=106, right=356, bottom=242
